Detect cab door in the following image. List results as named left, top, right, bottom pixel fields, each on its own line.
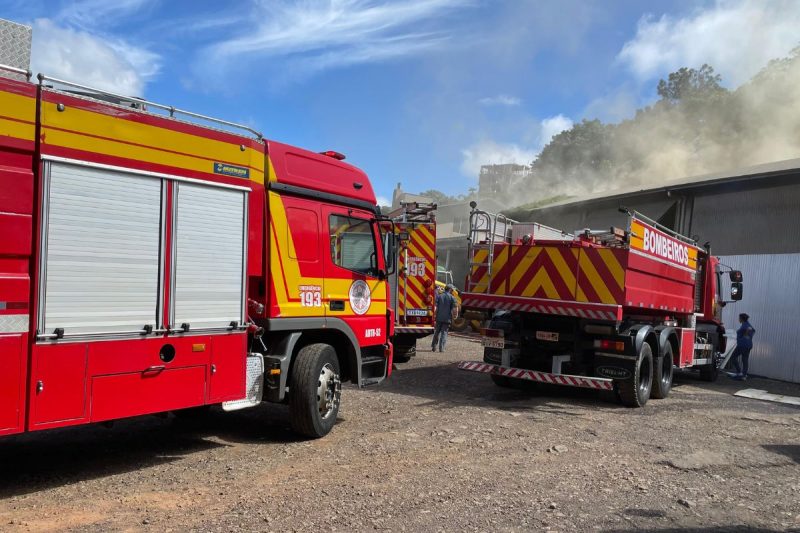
left=322, top=206, right=387, bottom=347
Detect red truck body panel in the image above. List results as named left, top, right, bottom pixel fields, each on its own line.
left=466, top=218, right=703, bottom=320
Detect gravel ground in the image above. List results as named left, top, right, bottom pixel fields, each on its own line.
left=1, top=334, right=799, bottom=532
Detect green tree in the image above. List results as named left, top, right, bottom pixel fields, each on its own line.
left=656, top=64, right=725, bottom=103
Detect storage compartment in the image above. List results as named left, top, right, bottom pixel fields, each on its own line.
left=87, top=337, right=210, bottom=376
left=30, top=343, right=88, bottom=427
left=90, top=366, right=206, bottom=422
left=0, top=334, right=26, bottom=435
left=209, top=334, right=247, bottom=402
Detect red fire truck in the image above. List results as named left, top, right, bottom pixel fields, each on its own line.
left=0, top=41, right=394, bottom=439
left=383, top=202, right=437, bottom=362
left=458, top=203, right=743, bottom=407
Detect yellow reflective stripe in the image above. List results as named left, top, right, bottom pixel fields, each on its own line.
left=521, top=267, right=559, bottom=299
left=41, top=101, right=265, bottom=183
left=578, top=250, right=616, bottom=304
left=545, top=247, right=577, bottom=298
left=0, top=91, right=35, bottom=123
left=597, top=248, right=625, bottom=289
left=0, top=117, right=35, bottom=142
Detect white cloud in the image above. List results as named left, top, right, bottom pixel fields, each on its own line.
left=539, top=114, right=573, bottom=148
left=376, top=195, right=391, bottom=207
left=460, top=114, right=573, bottom=177
left=204, top=0, right=471, bottom=75
left=58, top=0, right=157, bottom=29
left=460, top=140, right=537, bottom=178
left=478, top=94, right=521, bottom=107
left=618, top=0, right=800, bottom=86
left=31, top=18, right=160, bottom=95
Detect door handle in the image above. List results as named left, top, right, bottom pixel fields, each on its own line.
left=143, top=365, right=166, bottom=376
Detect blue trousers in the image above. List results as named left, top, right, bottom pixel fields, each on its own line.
left=731, top=345, right=752, bottom=376
left=431, top=321, right=450, bottom=351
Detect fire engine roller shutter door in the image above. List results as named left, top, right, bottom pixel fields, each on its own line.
left=42, top=162, right=162, bottom=335
left=172, top=183, right=247, bottom=330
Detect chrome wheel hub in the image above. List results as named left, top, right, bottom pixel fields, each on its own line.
left=317, top=363, right=342, bottom=420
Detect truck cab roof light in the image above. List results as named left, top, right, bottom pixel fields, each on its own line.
left=320, top=150, right=346, bottom=161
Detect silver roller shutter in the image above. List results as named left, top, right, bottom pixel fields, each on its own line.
left=172, top=183, right=247, bottom=331
left=42, top=162, right=162, bottom=336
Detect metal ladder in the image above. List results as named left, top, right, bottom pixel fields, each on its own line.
left=466, top=206, right=514, bottom=292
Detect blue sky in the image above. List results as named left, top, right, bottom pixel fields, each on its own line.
left=5, top=0, right=800, bottom=204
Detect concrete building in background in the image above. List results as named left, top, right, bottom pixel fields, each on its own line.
left=462, top=158, right=800, bottom=383
left=478, top=164, right=532, bottom=200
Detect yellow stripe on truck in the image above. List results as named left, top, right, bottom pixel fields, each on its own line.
left=40, top=101, right=265, bottom=183
left=0, top=90, right=36, bottom=141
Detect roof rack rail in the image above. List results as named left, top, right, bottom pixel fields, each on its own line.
left=0, top=63, right=32, bottom=80
left=625, top=208, right=697, bottom=246
left=37, top=73, right=263, bottom=141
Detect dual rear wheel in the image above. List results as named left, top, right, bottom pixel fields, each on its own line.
left=617, top=341, right=674, bottom=407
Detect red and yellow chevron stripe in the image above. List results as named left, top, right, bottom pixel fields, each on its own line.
left=397, top=223, right=435, bottom=321
left=469, top=244, right=626, bottom=305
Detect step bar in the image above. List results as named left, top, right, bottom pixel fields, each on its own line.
left=458, top=361, right=614, bottom=390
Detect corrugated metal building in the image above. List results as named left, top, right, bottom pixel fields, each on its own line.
left=451, top=158, right=800, bottom=382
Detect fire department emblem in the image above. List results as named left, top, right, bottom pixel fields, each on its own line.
left=349, top=280, right=371, bottom=315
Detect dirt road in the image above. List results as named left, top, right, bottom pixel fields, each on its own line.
left=1, top=335, right=799, bottom=532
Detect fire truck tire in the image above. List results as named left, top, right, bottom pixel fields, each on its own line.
left=450, top=317, right=469, bottom=332
left=651, top=343, right=674, bottom=399
left=617, top=343, right=653, bottom=407
left=394, top=344, right=415, bottom=363
left=289, top=343, right=342, bottom=439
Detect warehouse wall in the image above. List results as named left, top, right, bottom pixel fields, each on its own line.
left=719, top=253, right=800, bottom=383
left=690, top=181, right=800, bottom=255
left=523, top=195, right=676, bottom=235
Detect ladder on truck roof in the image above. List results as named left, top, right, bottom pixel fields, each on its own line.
left=387, top=201, right=437, bottom=223
left=466, top=203, right=515, bottom=292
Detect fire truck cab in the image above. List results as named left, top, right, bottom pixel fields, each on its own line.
left=0, top=28, right=393, bottom=440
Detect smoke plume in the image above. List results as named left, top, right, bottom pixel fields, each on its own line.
left=494, top=48, right=800, bottom=208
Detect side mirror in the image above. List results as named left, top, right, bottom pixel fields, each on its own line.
left=730, top=282, right=743, bottom=301
left=729, top=270, right=743, bottom=282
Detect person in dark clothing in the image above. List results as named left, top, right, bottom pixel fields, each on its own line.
left=731, top=313, right=755, bottom=380
left=431, top=284, right=456, bottom=352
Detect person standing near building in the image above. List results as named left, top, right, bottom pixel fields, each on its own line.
left=431, top=284, right=456, bottom=352
left=731, top=313, right=755, bottom=380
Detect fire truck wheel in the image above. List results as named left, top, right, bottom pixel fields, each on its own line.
left=450, top=317, right=469, bottom=332
left=289, top=343, right=342, bottom=438
left=393, top=339, right=416, bottom=363
left=651, top=343, right=674, bottom=399
left=617, top=343, right=653, bottom=407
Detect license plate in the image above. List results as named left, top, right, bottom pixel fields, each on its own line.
left=482, top=337, right=505, bottom=349
left=406, top=308, right=428, bottom=317
left=536, top=331, right=559, bottom=342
